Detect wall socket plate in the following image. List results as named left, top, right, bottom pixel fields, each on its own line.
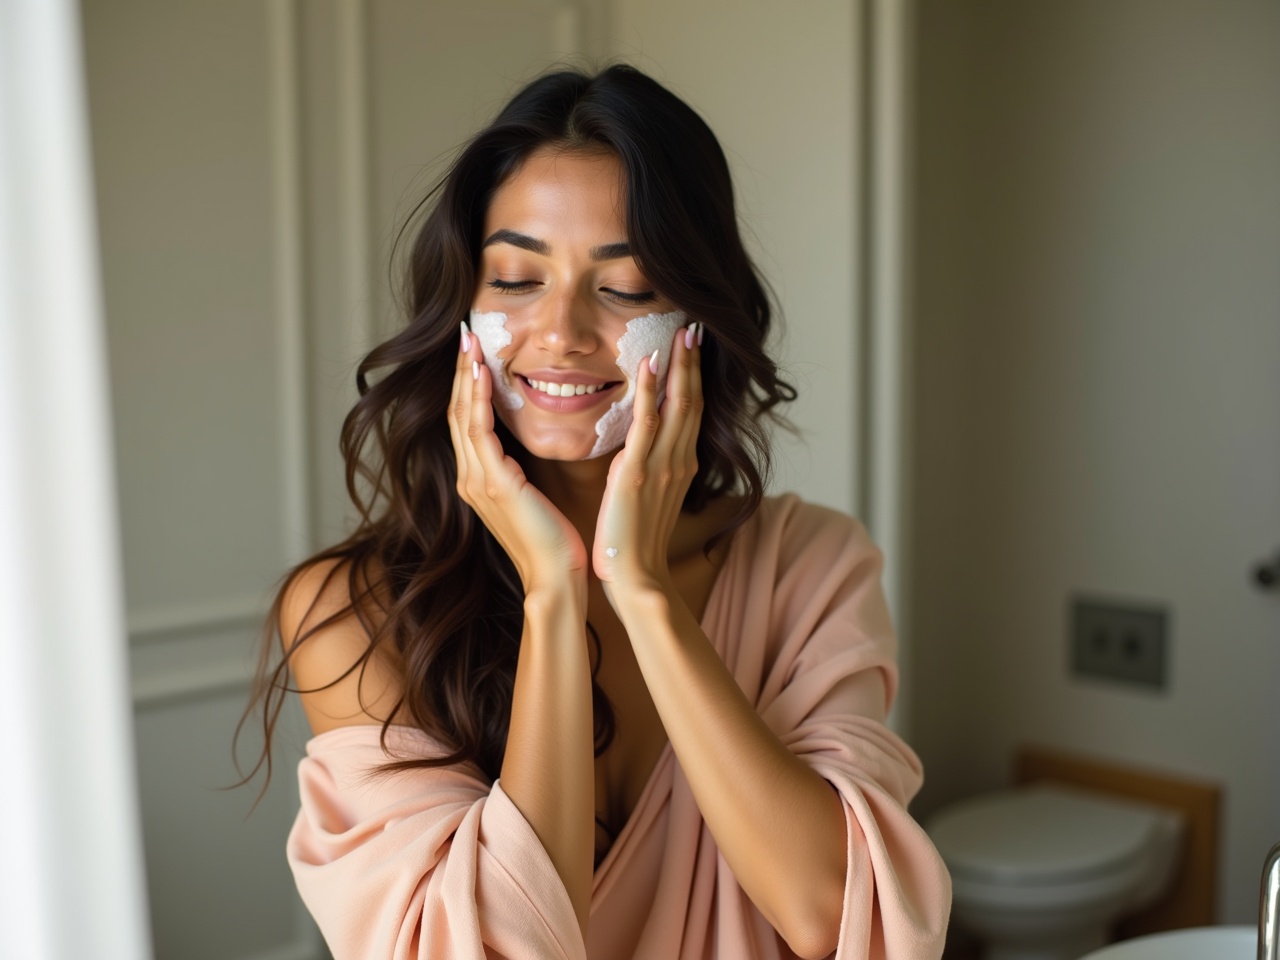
left=1070, top=596, right=1169, bottom=690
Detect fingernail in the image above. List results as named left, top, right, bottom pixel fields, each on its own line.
left=648, top=349, right=659, bottom=374
left=684, top=324, right=696, bottom=350
left=472, top=360, right=479, bottom=381
left=460, top=320, right=471, bottom=353
left=696, top=322, right=705, bottom=347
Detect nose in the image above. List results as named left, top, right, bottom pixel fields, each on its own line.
left=531, top=288, right=599, bottom=357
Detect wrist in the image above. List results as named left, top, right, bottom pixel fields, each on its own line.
left=605, top=577, right=675, bottom=622
left=524, top=578, right=587, bottom=617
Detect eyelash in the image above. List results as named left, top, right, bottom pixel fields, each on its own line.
left=486, top=278, right=656, bottom=305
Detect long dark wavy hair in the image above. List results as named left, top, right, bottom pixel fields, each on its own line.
left=235, top=63, right=797, bottom=799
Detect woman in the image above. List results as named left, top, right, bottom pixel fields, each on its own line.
left=242, top=64, right=950, bottom=959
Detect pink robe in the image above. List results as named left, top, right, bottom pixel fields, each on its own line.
left=287, top=494, right=952, bottom=959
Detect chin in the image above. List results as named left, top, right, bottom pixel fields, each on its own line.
left=528, top=441, right=598, bottom=462
left=501, top=420, right=601, bottom=463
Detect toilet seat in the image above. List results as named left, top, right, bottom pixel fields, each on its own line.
left=925, top=783, right=1186, bottom=960
left=927, top=784, right=1164, bottom=886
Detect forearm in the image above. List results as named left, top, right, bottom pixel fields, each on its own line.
left=499, top=585, right=595, bottom=936
left=612, top=584, right=847, bottom=958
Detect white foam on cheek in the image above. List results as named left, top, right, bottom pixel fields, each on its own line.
left=587, top=310, right=686, bottom=460
left=468, top=310, right=523, bottom=410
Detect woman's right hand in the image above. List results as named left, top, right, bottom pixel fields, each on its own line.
left=448, top=323, right=588, bottom=596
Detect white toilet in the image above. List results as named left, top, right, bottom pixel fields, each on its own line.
left=925, top=784, right=1185, bottom=960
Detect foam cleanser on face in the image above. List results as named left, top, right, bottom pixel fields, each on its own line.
left=466, top=308, right=686, bottom=459
left=468, top=310, right=524, bottom=410
left=587, top=310, right=685, bottom=458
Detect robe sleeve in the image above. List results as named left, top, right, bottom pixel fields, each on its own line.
left=286, top=724, right=586, bottom=960
left=755, top=501, right=952, bottom=960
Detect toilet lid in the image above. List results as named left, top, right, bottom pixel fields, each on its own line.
left=926, top=784, right=1163, bottom=885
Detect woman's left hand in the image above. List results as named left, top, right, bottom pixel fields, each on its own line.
left=593, top=322, right=703, bottom=599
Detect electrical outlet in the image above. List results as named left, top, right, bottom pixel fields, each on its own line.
left=1070, top=596, right=1169, bottom=690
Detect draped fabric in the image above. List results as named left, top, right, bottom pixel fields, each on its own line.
left=287, top=494, right=951, bottom=959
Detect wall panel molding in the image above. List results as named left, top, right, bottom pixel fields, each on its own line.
left=865, top=0, right=914, bottom=736
left=336, top=0, right=374, bottom=362
left=128, top=594, right=266, bottom=645
left=131, top=651, right=250, bottom=710
left=551, top=2, right=583, bottom=60
left=268, top=0, right=314, bottom=567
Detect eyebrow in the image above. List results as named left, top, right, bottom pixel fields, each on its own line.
left=481, top=229, right=632, bottom=262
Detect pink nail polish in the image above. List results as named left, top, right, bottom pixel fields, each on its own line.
left=684, top=325, right=696, bottom=350
left=648, top=349, right=659, bottom=374
left=460, top=320, right=471, bottom=353
left=472, top=360, right=479, bottom=381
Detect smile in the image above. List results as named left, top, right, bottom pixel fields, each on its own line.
left=525, top=377, right=607, bottom=397
left=516, top=374, right=622, bottom=411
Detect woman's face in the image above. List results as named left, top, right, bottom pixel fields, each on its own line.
left=471, top=145, right=681, bottom=462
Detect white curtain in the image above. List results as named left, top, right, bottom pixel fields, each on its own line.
left=0, top=0, right=151, bottom=957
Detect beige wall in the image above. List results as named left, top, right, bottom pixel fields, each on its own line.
left=911, top=0, right=1280, bottom=924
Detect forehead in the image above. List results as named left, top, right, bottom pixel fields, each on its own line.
left=484, top=146, right=626, bottom=238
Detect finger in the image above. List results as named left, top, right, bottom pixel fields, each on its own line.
left=674, top=322, right=705, bottom=458
left=458, top=357, right=491, bottom=495
left=686, top=321, right=706, bottom=396
left=466, top=359, right=514, bottom=495
left=454, top=326, right=492, bottom=500
left=662, top=325, right=702, bottom=526
left=448, top=323, right=475, bottom=482
left=622, top=347, right=662, bottom=463
left=658, top=326, right=702, bottom=534
left=651, top=325, right=696, bottom=460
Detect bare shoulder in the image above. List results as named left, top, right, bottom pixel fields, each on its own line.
left=279, top=556, right=409, bottom=737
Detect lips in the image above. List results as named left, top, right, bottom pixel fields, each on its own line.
left=516, top=373, right=622, bottom=412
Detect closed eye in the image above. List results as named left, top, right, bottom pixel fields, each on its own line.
left=486, top=278, right=656, bottom=305
left=487, top=278, right=539, bottom=293
left=602, top=287, right=656, bottom=305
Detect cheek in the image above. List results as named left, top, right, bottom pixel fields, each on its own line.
left=469, top=308, right=513, bottom=357
left=612, top=310, right=686, bottom=383
left=583, top=310, right=686, bottom=460
left=469, top=310, right=524, bottom=410
left=491, top=403, right=514, bottom=435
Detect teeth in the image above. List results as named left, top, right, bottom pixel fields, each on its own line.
left=528, top=378, right=603, bottom=397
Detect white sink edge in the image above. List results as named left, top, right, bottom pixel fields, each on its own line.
left=1079, top=925, right=1256, bottom=960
